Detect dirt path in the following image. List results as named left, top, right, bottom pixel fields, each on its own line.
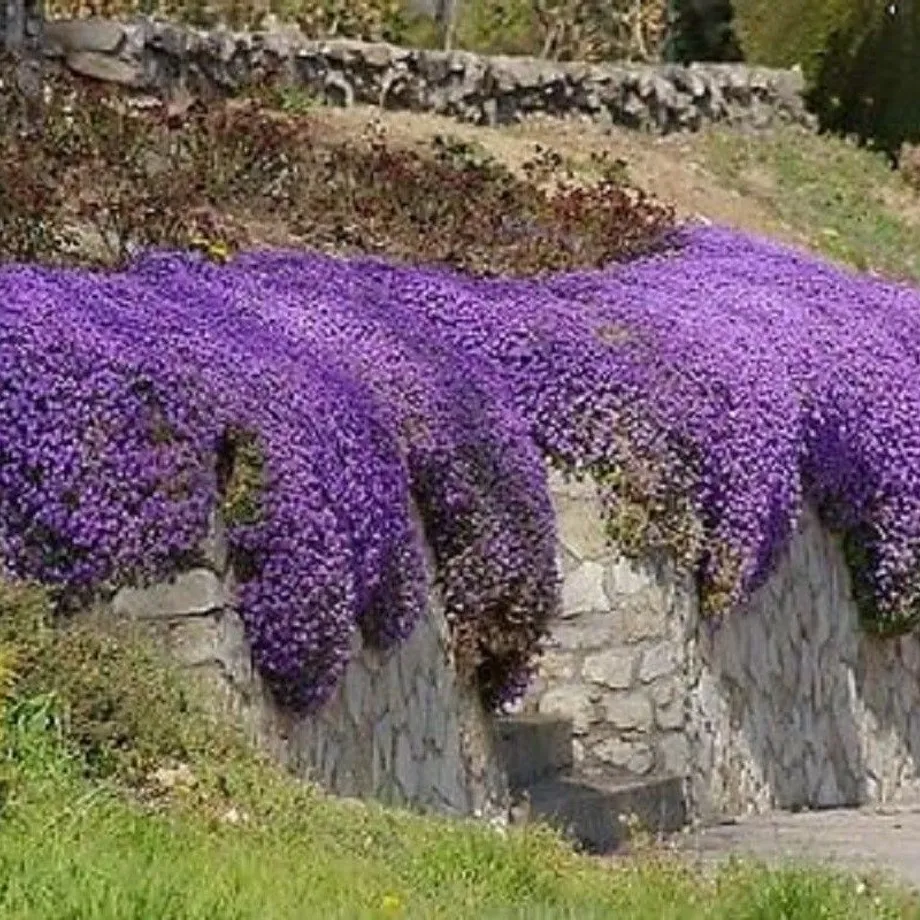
left=676, top=802, right=920, bottom=891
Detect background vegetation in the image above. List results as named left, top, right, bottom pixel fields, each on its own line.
left=29, top=0, right=920, bottom=152
left=43, top=0, right=669, bottom=62
left=729, top=0, right=920, bottom=155
left=0, top=61, right=674, bottom=272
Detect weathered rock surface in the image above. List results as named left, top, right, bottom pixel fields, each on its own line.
left=110, top=513, right=509, bottom=821
left=31, top=16, right=814, bottom=133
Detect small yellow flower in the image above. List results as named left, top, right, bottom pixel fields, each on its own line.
left=380, top=893, right=403, bottom=916
left=207, top=240, right=230, bottom=264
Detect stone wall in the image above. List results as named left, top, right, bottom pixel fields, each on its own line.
left=100, top=467, right=920, bottom=823
left=35, top=16, right=814, bottom=132
left=111, top=511, right=508, bottom=820
left=523, top=471, right=695, bottom=783
left=528, top=482, right=920, bottom=819
left=688, top=508, right=920, bottom=818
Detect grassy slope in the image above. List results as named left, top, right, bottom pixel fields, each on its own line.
left=2, top=698, right=916, bottom=920
left=0, top=593, right=916, bottom=918
left=4, top=117, right=920, bottom=917
left=309, top=107, right=920, bottom=284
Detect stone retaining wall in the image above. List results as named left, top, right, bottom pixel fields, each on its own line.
left=104, top=466, right=920, bottom=822
left=36, top=16, right=813, bottom=132
left=1, top=0, right=42, bottom=52
left=688, top=508, right=920, bottom=818
left=111, top=511, right=509, bottom=820
left=528, top=484, right=920, bottom=818
left=522, top=471, right=695, bottom=782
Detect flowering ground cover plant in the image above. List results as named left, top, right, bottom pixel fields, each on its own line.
left=359, top=226, right=920, bottom=632
left=3, top=224, right=920, bottom=710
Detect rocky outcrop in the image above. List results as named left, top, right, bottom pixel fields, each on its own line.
left=37, top=16, right=814, bottom=132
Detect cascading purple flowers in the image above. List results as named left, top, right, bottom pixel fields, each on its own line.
left=303, top=225, right=920, bottom=630
left=3, top=223, right=920, bottom=711
left=0, top=257, right=430, bottom=710
left=0, top=247, right=560, bottom=709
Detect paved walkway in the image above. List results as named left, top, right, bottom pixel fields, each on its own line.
left=674, top=804, right=920, bottom=890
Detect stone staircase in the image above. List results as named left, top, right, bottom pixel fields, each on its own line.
left=495, top=713, right=687, bottom=852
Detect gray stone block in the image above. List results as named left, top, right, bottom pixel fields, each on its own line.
left=113, top=568, right=226, bottom=619
left=495, top=713, right=573, bottom=788
left=561, top=562, right=607, bottom=614
left=167, top=616, right=222, bottom=667
left=46, top=18, right=124, bottom=53
left=65, top=50, right=145, bottom=88
left=526, top=770, right=686, bottom=854
left=593, top=736, right=655, bottom=775
left=538, top=684, right=596, bottom=735
left=554, top=496, right=609, bottom=562
left=583, top=649, right=637, bottom=690
left=199, top=509, right=229, bottom=574
left=638, top=641, right=678, bottom=683
left=601, top=691, right=653, bottom=731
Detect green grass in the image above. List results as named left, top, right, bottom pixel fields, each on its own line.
left=2, top=720, right=916, bottom=920
left=702, top=125, right=920, bottom=282
left=0, top=595, right=916, bottom=920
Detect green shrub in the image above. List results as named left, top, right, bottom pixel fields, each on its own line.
left=733, top=0, right=920, bottom=154
left=809, top=3, right=920, bottom=156
left=731, top=0, right=872, bottom=77
left=666, top=0, right=742, bottom=62
left=0, top=580, right=234, bottom=785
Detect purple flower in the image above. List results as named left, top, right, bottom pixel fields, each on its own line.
left=3, top=224, right=920, bottom=711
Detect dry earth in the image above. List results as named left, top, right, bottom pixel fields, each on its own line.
left=314, top=106, right=805, bottom=242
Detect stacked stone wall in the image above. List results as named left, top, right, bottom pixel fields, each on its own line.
left=27, top=16, right=813, bottom=133
left=112, top=511, right=508, bottom=819
left=528, top=487, right=920, bottom=818
left=103, top=468, right=920, bottom=822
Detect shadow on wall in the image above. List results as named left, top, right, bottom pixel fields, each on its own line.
left=688, top=508, right=920, bottom=818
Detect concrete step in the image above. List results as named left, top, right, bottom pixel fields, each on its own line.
left=494, top=713, right=573, bottom=788
left=524, top=769, right=687, bottom=854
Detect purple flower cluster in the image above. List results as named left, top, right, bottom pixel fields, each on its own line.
left=323, top=226, right=920, bottom=630
left=3, top=224, right=920, bottom=710
left=0, top=249, right=558, bottom=709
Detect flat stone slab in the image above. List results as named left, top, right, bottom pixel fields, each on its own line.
left=674, top=805, right=920, bottom=891
left=528, top=769, right=687, bottom=854
left=495, top=713, right=573, bottom=788
left=112, top=568, right=226, bottom=619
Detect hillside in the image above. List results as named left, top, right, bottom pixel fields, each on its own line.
left=5, top=50, right=920, bottom=918
left=311, top=104, right=920, bottom=283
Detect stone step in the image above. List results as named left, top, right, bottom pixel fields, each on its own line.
left=523, top=769, right=687, bottom=854
left=494, top=713, right=574, bottom=788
